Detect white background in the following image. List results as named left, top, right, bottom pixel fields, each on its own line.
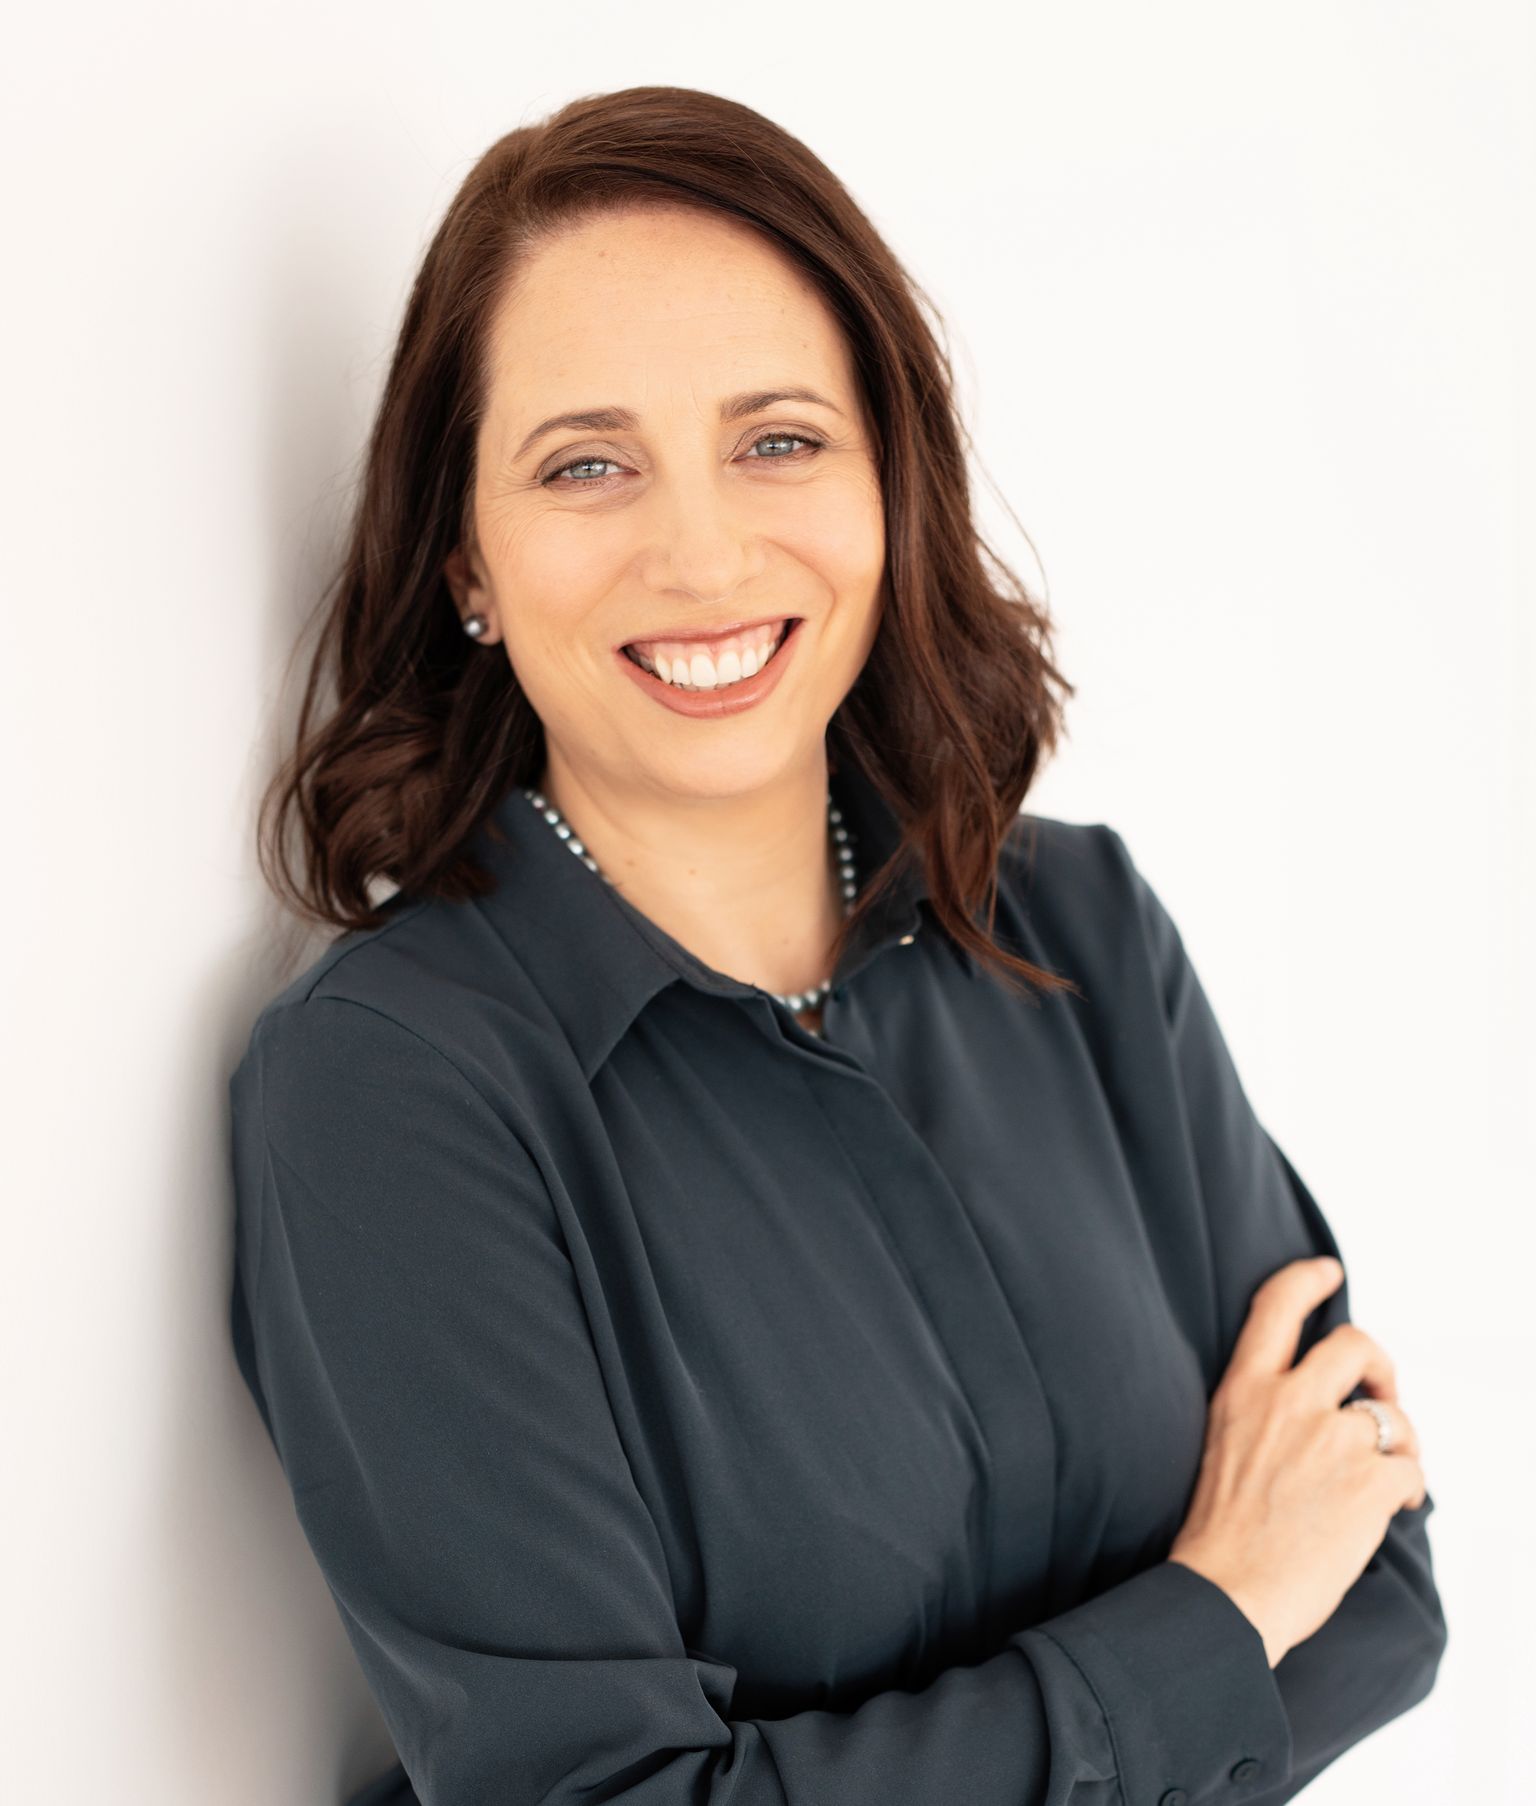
left=2, top=2, right=1529, bottom=1800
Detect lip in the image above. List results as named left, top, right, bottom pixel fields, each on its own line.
left=614, top=617, right=804, bottom=719
left=615, top=613, right=798, bottom=651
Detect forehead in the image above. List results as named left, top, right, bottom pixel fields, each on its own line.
left=482, top=207, right=857, bottom=421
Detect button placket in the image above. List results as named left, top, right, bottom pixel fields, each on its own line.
left=776, top=1026, right=1056, bottom=1621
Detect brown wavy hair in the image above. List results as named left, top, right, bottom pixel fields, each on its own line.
left=257, top=84, right=1079, bottom=1000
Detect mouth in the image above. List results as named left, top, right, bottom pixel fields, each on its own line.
left=620, top=616, right=802, bottom=693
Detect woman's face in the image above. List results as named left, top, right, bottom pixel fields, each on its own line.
left=446, top=204, right=886, bottom=804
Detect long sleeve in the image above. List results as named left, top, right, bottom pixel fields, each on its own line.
left=1112, top=829, right=1450, bottom=1802
left=229, top=993, right=1299, bottom=1806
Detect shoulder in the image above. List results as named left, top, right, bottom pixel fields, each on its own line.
left=225, top=934, right=573, bottom=1413
left=1000, top=809, right=1133, bottom=890
left=996, top=809, right=1146, bottom=938
left=231, top=889, right=567, bottom=1149
left=987, top=810, right=1182, bottom=1010
left=227, top=904, right=568, bottom=1295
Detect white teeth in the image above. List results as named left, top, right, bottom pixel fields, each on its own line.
left=631, top=622, right=790, bottom=690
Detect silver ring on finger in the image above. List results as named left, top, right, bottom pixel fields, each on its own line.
left=1344, top=1396, right=1395, bottom=1453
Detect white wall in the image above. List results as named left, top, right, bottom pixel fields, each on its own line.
left=3, top=2, right=1528, bottom=1800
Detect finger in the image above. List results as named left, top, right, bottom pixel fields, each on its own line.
left=1225, top=1256, right=1345, bottom=1382
left=1346, top=1338, right=1400, bottom=1406
left=1341, top=1397, right=1420, bottom=1462
left=1295, top=1321, right=1398, bottom=1405
left=1375, top=1451, right=1428, bottom=1513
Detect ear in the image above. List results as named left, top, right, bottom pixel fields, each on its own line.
left=443, top=541, right=500, bottom=643
left=442, top=541, right=477, bottom=609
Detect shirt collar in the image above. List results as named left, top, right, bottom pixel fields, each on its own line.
left=467, top=757, right=931, bottom=1082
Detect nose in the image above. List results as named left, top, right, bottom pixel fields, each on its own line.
left=640, top=463, right=768, bottom=605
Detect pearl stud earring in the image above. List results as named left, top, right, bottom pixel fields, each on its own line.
left=463, top=613, right=489, bottom=639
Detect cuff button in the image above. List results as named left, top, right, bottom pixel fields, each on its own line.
left=1158, top=1792, right=1188, bottom=1806
left=1231, top=1758, right=1263, bottom=1782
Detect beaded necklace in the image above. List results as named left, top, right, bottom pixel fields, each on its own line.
left=521, top=785, right=856, bottom=1018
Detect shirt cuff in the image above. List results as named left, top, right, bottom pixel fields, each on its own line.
left=1020, top=1558, right=1294, bottom=1805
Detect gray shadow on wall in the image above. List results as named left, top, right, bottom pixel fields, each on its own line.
left=179, top=119, right=462, bottom=1806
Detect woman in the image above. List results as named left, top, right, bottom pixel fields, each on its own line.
left=228, top=85, right=1446, bottom=1806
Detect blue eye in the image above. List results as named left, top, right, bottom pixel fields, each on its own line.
left=743, top=432, right=823, bottom=460
left=546, top=456, right=621, bottom=485
left=542, top=431, right=825, bottom=488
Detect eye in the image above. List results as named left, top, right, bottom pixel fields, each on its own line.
left=742, top=431, right=824, bottom=461
left=540, top=430, right=825, bottom=489
left=542, top=455, right=623, bottom=487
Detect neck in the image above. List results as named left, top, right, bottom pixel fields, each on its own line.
left=537, top=748, right=846, bottom=998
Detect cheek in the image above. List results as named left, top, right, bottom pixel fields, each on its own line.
left=495, top=511, right=613, bottom=613
left=486, top=513, right=619, bottom=682
left=789, top=476, right=885, bottom=602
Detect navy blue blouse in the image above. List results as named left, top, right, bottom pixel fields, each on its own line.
left=227, top=757, right=1446, bottom=1806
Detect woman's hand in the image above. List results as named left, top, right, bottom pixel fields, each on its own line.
left=1167, top=1255, right=1429, bottom=1668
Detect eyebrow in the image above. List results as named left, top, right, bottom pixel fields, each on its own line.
left=513, top=387, right=846, bottom=461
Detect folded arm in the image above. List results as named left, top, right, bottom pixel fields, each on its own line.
left=230, top=994, right=1305, bottom=1806
left=1110, top=828, right=1449, bottom=1801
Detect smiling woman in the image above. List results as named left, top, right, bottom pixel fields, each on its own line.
left=233, top=82, right=1444, bottom=1806
left=437, top=198, right=893, bottom=804
left=252, top=90, right=1075, bottom=995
